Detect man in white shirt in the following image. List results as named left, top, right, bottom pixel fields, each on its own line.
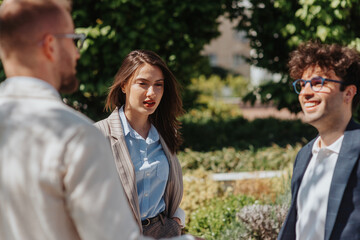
left=278, top=41, right=360, bottom=240
left=0, top=1, right=197, bottom=239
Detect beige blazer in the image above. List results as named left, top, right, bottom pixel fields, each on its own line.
left=0, top=77, right=144, bottom=240
left=95, top=109, right=183, bottom=230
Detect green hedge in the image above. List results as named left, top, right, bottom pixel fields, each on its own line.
left=184, top=172, right=292, bottom=239
left=180, top=116, right=317, bottom=151
left=179, top=144, right=301, bottom=173
left=186, top=195, right=255, bottom=240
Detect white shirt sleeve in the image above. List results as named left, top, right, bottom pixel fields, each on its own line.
left=173, top=207, right=186, bottom=228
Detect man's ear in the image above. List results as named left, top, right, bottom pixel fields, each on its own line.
left=344, top=85, right=357, bottom=104
left=41, top=34, right=56, bottom=62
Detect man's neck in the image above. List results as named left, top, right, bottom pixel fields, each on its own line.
left=3, top=61, right=59, bottom=91
left=318, top=130, right=345, bottom=148
left=317, top=117, right=350, bottom=147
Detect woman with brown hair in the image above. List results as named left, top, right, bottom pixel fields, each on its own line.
left=95, top=50, right=185, bottom=238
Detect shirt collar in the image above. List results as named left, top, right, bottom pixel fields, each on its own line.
left=119, top=106, right=131, bottom=136
left=147, top=124, right=159, bottom=144
left=118, top=106, right=159, bottom=143
left=1, top=76, right=61, bottom=100
left=312, top=135, right=344, bottom=154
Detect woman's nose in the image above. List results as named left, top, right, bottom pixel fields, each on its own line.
left=146, top=86, right=155, bottom=96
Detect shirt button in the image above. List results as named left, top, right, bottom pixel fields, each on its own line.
left=144, top=193, right=148, bottom=197
left=142, top=214, right=146, bottom=217
left=146, top=172, right=150, bottom=177
left=144, top=158, right=148, bottom=161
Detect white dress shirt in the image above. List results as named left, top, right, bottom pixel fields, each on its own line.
left=296, top=135, right=344, bottom=240
left=0, top=77, right=193, bottom=240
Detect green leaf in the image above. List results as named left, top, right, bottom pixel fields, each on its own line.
left=349, top=38, right=360, bottom=52
left=285, top=24, right=296, bottom=35
left=331, top=0, right=341, bottom=8
left=309, top=5, right=321, bottom=15
left=316, top=25, right=329, bottom=41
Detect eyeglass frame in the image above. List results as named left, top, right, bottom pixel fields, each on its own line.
left=53, top=33, right=86, bottom=50
left=292, top=76, right=347, bottom=94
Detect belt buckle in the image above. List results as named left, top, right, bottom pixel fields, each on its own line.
left=143, top=218, right=151, bottom=227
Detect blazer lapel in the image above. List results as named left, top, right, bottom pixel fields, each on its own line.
left=159, top=136, right=183, bottom=218
left=291, top=140, right=315, bottom=200
left=278, top=140, right=314, bottom=240
left=159, top=136, right=173, bottom=215
left=325, top=120, right=360, bottom=240
left=107, top=110, right=142, bottom=228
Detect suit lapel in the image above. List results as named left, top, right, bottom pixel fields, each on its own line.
left=292, top=140, right=314, bottom=201
left=278, top=140, right=314, bottom=240
left=159, top=136, right=183, bottom=218
left=107, top=110, right=142, bottom=228
left=159, top=136, right=173, bottom=215
left=325, top=120, right=360, bottom=240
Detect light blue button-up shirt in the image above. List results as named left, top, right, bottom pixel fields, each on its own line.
left=119, top=107, right=169, bottom=220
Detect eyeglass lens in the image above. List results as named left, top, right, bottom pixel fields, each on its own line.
left=295, top=77, right=323, bottom=93
left=73, top=38, right=83, bottom=49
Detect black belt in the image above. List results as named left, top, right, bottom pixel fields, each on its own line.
left=142, top=212, right=165, bottom=226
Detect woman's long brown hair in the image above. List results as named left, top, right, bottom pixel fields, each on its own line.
left=105, top=50, right=184, bottom=153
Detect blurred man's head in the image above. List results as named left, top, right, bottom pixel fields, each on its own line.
left=0, top=0, right=81, bottom=93
left=289, top=41, right=360, bottom=110
left=289, top=41, right=360, bottom=132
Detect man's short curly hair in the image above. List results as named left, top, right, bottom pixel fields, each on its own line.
left=288, top=41, right=360, bottom=110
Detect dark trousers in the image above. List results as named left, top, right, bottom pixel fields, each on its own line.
left=143, top=214, right=182, bottom=239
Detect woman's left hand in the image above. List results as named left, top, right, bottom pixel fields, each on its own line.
left=172, top=217, right=181, bottom=226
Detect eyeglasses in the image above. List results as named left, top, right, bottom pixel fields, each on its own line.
left=292, top=76, right=345, bottom=94
left=54, top=33, right=86, bottom=50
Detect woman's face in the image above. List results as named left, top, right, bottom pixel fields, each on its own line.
left=122, top=63, right=164, bottom=119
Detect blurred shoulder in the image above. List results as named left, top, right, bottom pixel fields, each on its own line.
left=94, top=117, right=111, bottom=137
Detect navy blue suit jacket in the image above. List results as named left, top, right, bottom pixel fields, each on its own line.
left=278, top=119, right=360, bottom=240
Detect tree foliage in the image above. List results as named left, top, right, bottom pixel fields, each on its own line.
left=0, top=0, right=227, bottom=120
left=225, top=0, right=360, bottom=113
left=68, top=0, right=228, bottom=120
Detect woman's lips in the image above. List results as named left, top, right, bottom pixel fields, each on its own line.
left=144, top=100, right=155, bottom=107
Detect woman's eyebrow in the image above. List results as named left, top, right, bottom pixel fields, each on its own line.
left=134, top=78, right=149, bottom=82
left=135, top=78, right=164, bottom=81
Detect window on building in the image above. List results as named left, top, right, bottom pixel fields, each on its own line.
left=208, top=54, right=218, bottom=66
left=233, top=54, right=244, bottom=68
left=233, top=30, right=248, bottom=43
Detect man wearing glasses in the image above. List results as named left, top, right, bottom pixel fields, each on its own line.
left=0, top=1, right=199, bottom=240
left=278, top=41, right=360, bottom=240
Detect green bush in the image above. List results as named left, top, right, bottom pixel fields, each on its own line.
left=182, top=167, right=292, bottom=239
left=180, top=115, right=317, bottom=151
left=186, top=195, right=255, bottom=240
left=182, top=74, right=249, bottom=113
left=212, top=220, right=247, bottom=240
left=188, top=74, right=250, bottom=100
left=237, top=204, right=288, bottom=240
left=179, top=144, right=301, bottom=173
left=181, top=169, right=225, bottom=226
left=180, top=74, right=317, bottom=151
left=181, top=101, right=243, bottom=124
left=235, top=177, right=291, bottom=240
